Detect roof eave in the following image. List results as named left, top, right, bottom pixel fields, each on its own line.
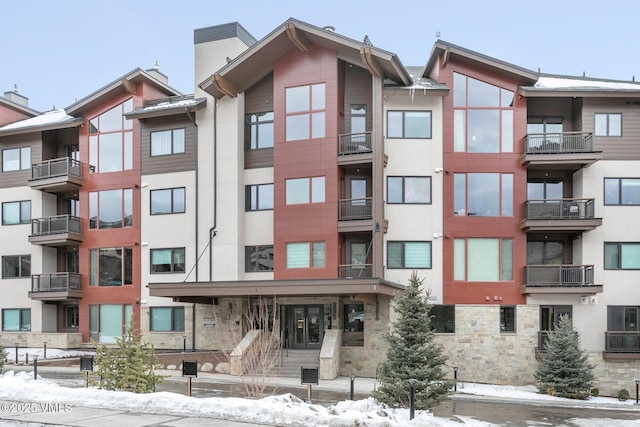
left=519, top=87, right=640, bottom=98
left=125, top=98, right=207, bottom=119
left=0, top=117, right=84, bottom=137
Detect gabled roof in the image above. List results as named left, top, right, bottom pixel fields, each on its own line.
left=423, top=40, right=539, bottom=84
left=0, top=95, right=40, bottom=117
left=66, top=68, right=182, bottom=115
left=0, top=109, right=83, bottom=137
left=200, top=18, right=413, bottom=99
left=125, top=95, right=207, bottom=120
left=519, top=74, right=640, bottom=98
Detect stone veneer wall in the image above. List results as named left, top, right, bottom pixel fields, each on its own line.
left=0, top=333, right=82, bottom=349
left=588, top=355, right=640, bottom=397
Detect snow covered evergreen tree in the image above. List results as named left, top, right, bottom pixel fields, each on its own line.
left=373, top=271, right=452, bottom=409
left=0, top=344, right=6, bottom=372
left=535, top=314, right=595, bottom=400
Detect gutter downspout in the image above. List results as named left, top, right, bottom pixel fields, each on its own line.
left=186, top=109, right=198, bottom=352
left=209, top=98, right=218, bottom=282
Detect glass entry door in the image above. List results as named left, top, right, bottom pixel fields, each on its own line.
left=290, top=305, right=323, bottom=349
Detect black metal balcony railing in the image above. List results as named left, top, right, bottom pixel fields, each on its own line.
left=338, top=198, right=373, bottom=220
left=523, top=199, right=595, bottom=220
left=338, top=132, right=372, bottom=155
left=524, top=132, right=593, bottom=154
left=31, top=273, right=81, bottom=293
left=31, top=215, right=81, bottom=237
left=339, top=264, right=373, bottom=279
left=31, top=157, right=81, bottom=180
left=524, top=265, right=595, bottom=288
left=605, top=332, right=640, bottom=353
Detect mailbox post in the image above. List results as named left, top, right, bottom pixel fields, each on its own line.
left=80, top=356, right=94, bottom=388
left=301, top=367, right=319, bottom=403
left=182, top=361, right=198, bottom=397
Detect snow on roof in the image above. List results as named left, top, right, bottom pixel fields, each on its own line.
left=139, top=98, right=201, bottom=112
left=0, top=108, right=77, bottom=131
left=535, top=76, right=640, bottom=91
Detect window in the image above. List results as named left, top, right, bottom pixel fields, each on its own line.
left=607, top=306, right=639, bottom=331
left=350, top=105, right=366, bottom=134
left=151, top=188, right=185, bottom=215
left=604, top=242, right=640, bottom=269
left=245, top=245, right=274, bottom=272
left=89, top=189, right=133, bottom=229
left=454, top=238, right=513, bottom=281
left=540, top=305, right=572, bottom=331
left=431, top=305, right=455, bottom=333
left=387, top=111, right=432, bottom=138
left=595, top=113, right=622, bottom=137
left=245, top=184, right=274, bottom=211
left=150, top=307, right=185, bottom=332
left=2, top=308, right=30, bottom=331
left=454, top=173, right=513, bottom=216
left=286, top=177, right=325, bottom=204
left=387, top=241, right=431, bottom=269
left=89, top=248, right=133, bottom=286
left=2, top=255, right=30, bottom=278
left=2, top=200, right=30, bottom=225
left=245, top=112, right=274, bottom=149
left=89, top=99, right=133, bottom=173
left=604, top=178, right=640, bottom=205
left=286, top=84, right=325, bottom=141
left=286, top=242, right=325, bottom=268
left=63, top=305, right=79, bottom=329
left=500, top=306, right=516, bottom=332
left=2, top=147, right=30, bottom=172
left=151, top=128, right=185, bottom=156
left=343, top=303, right=364, bottom=347
left=387, top=176, right=431, bottom=204
left=453, top=73, right=514, bottom=152
left=150, top=248, right=185, bottom=273
left=90, top=304, right=132, bottom=343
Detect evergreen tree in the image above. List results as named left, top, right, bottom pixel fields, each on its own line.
left=0, top=344, right=6, bottom=373
left=374, top=271, right=452, bottom=409
left=535, top=314, right=595, bottom=400
left=91, top=321, right=165, bottom=393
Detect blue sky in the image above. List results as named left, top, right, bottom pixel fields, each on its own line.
left=2, top=0, right=639, bottom=112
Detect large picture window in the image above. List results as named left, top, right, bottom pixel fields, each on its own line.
left=89, top=99, right=133, bottom=173
left=286, top=242, right=325, bottom=268
left=245, top=184, right=274, bottom=211
left=387, top=111, right=432, bottom=138
left=604, top=242, right=640, bottom=269
left=89, top=189, right=133, bottom=229
left=454, top=173, right=513, bottom=216
left=387, top=241, right=431, bottom=269
left=150, top=307, right=185, bottom=332
left=604, top=178, right=640, bottom=205
left=151, top=188, right=185, bottom=215
left=245, top=112, right=274, bottom=149
left=150, top=248, right=185, bottom=273
left=595, top=113, right=622, bottom=137
left=431, top=305, right=455, bottom=333
left=453, top=73, right=514, bottom=153
left=151, top=128, right=185, bottom=156
left=245, top=245, right=274, bottom=272
left=2, top=200, right=30, bottom=225
left=2, top=147, right=30, bottom=172
left=2, top=308, right=30, bottom=331
left=89, top=248, right=133, bottom=286
left=286, top=177, right=325, bottom=205
left=285, top=84, right=325, bottom=141
left=454, top=238, right=513, bottom=281
left=387, top=176, right=431, bottom=204
left=2, top=255, right=30, bottom=278
left=90, top=304, right=132, bottom=343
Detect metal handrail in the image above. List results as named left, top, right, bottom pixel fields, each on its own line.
left=31, top=157, right=82, bottom=180
left=31, top=215, right=81, bottom=236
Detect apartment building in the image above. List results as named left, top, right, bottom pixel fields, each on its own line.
left=1, top=18, right=639, bottom=395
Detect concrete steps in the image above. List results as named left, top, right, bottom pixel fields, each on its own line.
left=278, top=349, right=320, bottom=378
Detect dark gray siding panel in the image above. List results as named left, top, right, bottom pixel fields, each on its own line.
left=344, top=64, right=372, bottom=134
left=194, top=22, right=256, bottom=47
left=527, top=98, right=574, bottom=131
left=245, top=148, right=273, bottom=169
left=583, top=98, right=640, bottom=159
left=245, top=74, right=273, bottom=114
left=0, top=133, right=41, bottom=188
left=141, top=116, right=197, bottom=175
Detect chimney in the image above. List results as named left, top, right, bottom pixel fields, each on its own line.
left=4, top=85, right=28, bottom=107
left=145, top=61, right=169, bottom=85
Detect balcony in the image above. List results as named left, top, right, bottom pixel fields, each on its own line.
left=521, top=198, right=602, bottom=232
left=338, top=264, right=373, bottom=279
left=520, top=132, right=602, bottom=170
left=338, top=198, right=373, bottom=232
left=29, top=273, right=82, bottom=301
left=522, top=265, right=603, bottom=295
left=28, top=157, right=83, bottom=192
left=338, top=132, right=372, bottom=165
left=604, top=332, right=640, bottom=359
left=29, top=215, right=83, bottom=247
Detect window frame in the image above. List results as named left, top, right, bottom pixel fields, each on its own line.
left=150, top=128, right=186, bottom=156
left=1, top=255, right=31, bottom=279
left=500, top=306, right=516, bottom=333
left=2, top=308, right=31, bottom=331
left=88, top=98, right=134, bottom=173
left=150, top=306, right=185, bottom=332
left=285, top=83, right=326, bottom=142
left=595, top=113, right=622, bottom=137
left=386, top=110, right=432, bottom=139
left=386, top=241, right=432, bottom=269
left=454, top=173, right=513, bottom=217
left=604, top=242, right=640, bottom=270
left=285, top=177, right=325, bottom=205
left=431, top=305, right=455, bottom=333
left=386, top=176, right=432, bottom=204
left=89, top=247, right=133, bottom=286
left=150, top=247, right=186, bottom=273
left=150, top=187, right=186, bottom=215
left=2, top=200, right=31, bottom=225
left=454, top=238, right=514, bottom=281
left=286, top=241, right=325, bottom=269
left=245, top=183, right=274, bottom=211
left=604, top=178, right=640, bottom=206
left=245, top=112, right=274, bottom=150
left=245, top=245, right=274, bottom=272
left=89, top=188, right=133, bottom=229
left=2, top=147, right=31, bottom=172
